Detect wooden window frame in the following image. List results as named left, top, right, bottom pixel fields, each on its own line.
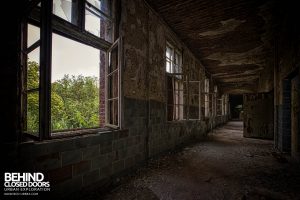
left=105, top=38, right=121, bottom=128
left=204, top=78, right=210, bottom=117
left=21, top=0, right=121, bottom=140
left=165, top=41, right=185, bottom=121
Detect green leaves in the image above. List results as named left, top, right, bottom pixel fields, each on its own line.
left=27, top=61, right=100, bottom=133
left=51, top=74, right=100, bottom=131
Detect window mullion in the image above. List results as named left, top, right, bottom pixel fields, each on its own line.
left=26, top=40, right=40, bottom=54
left=78, top=0, right=85, bottom=31
left=39, top=0, right=52, bottom=140
left=21, top=21, right=29, bottom=137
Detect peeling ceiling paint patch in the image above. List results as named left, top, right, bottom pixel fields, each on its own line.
left=198, top=18, right=246, bottom=37
left=205, top=46, right=264, bottom=66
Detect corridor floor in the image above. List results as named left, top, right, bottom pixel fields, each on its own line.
left=83, top=121, right=300, bottom=200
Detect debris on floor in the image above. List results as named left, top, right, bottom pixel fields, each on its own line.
left=80, top=122, right=300, bottom=200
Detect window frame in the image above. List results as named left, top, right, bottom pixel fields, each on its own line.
left=105, top=38, right=121, bottom=128
left=166, top=74, right=187, bottom=121
left=21, top=23, right=41, bottom=136
left=204, top=78, right=210, bottom=118
left=165, top=41, right=185, bottom=122
left=21, top=0, right=121, bottom=140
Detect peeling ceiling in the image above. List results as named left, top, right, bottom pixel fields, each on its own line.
left=198, top=18, right=246, bottom=37
left=147, top=0, right=275, bottom=94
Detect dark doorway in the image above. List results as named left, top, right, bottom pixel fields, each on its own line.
left=229, top=95, right=243, bottom=120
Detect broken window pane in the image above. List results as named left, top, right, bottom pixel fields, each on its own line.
left=26, top=92, right=39, bottom=134
left=51, top=33, right=101, bottom=132
left=87, top=0, right=111, bottom=16
left=85, top=3, right=112, bottom=42
left=53, top=0, right=78, bottom=25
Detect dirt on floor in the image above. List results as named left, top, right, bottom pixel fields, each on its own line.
left=81, top=121, right=300, bottom=200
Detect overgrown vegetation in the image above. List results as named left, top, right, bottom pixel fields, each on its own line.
left=26, top=61, right=99, bottom=133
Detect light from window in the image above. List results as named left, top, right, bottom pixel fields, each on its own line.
left=25, top=24, right=41, bottom=135
left=167, top=76, right=184, bottom=121
left=166, top=43, right=184, bottom=121
left=165, top=44, right=182, bottom=74
left=53, top=0, right=78, bottom=25
left=87, top=0, right=110, bottom=15
left=51, top=33, right=101, bottom=132
left=85, top=0, right=112, bottom=42
left=27, top=24, right=40, bottom=48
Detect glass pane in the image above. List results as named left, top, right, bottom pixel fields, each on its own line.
left=27, top=24, right=40, bottom=48
left=85, top=5, right=112, bottom=42
left=27, top=92, right=39, bottom=134
left=166, top=60, right=171, bottom=73
left=166, top=46, right=172, bottom=59
left=51, top=34, right=101, bottom=132
left=27, top=47, right=40, bottom=90
left=87, top=0, right=111, bottom=16
left=53, top=0, right=78, bottom=25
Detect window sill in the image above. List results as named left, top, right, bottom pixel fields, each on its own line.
left=22, top=127, right=126, bottom=143
left=51, top=127, right=119, bottom=139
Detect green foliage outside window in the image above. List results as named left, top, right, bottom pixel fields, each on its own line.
left=26, top=61, right=100, bottom=133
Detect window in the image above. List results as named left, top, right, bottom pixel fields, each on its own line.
left=85, top=0, right=112, bottom=42
left=22, top=0, right=120, bottom=139
left=106, top=40, right=120, bottom=127
left=53, top=0, right=79, bottom=25
left=52, top=0, right=113, bottom=42
left=51, top=34, right=102, bottom=132
left=166, top=42, right=184, bottom=121
left=213, top=86, right=218, bottom=116
left=224, top=94, right=228, bottom=115
left=23, top=23, right=41, bottom=135
left=166, top=43, right=182, bottom=74
left=217, top=97, right=223, bottom=116
left=204, top=78, right=210, bottom=117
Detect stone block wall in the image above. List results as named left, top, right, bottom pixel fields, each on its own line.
left=274, top=1, right=300, bottom=152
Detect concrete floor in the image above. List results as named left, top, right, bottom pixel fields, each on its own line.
left=83, top=121, right=300, bottom=200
